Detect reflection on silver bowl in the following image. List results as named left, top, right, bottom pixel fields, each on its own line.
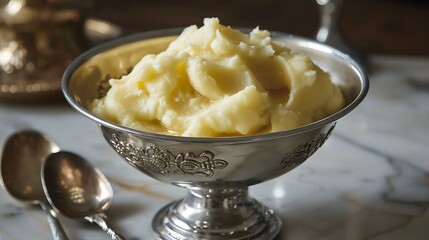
left=62, top=29, right=368, bottom=240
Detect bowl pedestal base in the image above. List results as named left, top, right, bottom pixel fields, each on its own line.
left=152, top=187, right=282, bottom=240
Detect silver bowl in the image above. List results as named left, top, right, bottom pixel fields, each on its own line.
left=62, top=28, right=368, bottom=240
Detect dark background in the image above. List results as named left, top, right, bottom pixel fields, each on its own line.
left=87, top=0, right=429, bottom=56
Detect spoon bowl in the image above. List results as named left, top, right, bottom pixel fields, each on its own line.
left=1, top=130, right=59, bottom=202
left=0, top=130, right=69, bottom=240
left=42, top=151, right=125, bottom=240
left=42, top=151, right=112, bottom=218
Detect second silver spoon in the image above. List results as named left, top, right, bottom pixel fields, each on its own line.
left=42, top=151, right=126, bottom=240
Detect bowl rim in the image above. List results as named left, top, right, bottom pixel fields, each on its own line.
left=62, top=27, right=369, bottom=144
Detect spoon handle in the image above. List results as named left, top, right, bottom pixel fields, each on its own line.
left=85, top=213, right=126, bottom=240
left=40, top=202, right=70, bottom=240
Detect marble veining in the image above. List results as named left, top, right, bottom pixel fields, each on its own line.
left=1, top=55, right=429, bottom=239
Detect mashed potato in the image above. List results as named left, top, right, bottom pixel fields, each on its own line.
left=91, top=18, right=345, bottom=137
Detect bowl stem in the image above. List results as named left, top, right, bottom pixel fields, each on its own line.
left=152, top=187, right=282, bottom=240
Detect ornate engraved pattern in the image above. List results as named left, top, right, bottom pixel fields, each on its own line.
left=109, top=134, right=228, bottom=176
left=281, top=124, right=336, bottom=169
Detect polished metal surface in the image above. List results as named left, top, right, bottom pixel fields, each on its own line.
left=0, top=0, right=122, bottom=102
left=152, top=188, right=282, bottom=240
left=62, top=29, right=369, bottom=239
left=0, top=130, right=68, bottom=240
left=42, top=151, right=125, bottom=240
left=0, top=0, right=89, bottom=102
left=316, top=0, right=344, bottom=45
left=315, top=0, right=367, bottom=67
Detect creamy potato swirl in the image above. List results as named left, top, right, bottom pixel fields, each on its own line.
left=91, top=18, right=345, bottom=137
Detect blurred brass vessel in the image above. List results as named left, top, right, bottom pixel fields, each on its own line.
left=0, top=0, right=102, bottom=102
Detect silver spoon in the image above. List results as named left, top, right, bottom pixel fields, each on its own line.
left=41, top=151, right=126, bottom=240
left=0, top=130, right=69, bottom=240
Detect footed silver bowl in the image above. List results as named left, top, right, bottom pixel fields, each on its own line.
left=62, top=28, right=368, bottom=240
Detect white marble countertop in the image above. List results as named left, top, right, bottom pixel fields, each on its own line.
left=1, top=55, right=428, bottom=240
